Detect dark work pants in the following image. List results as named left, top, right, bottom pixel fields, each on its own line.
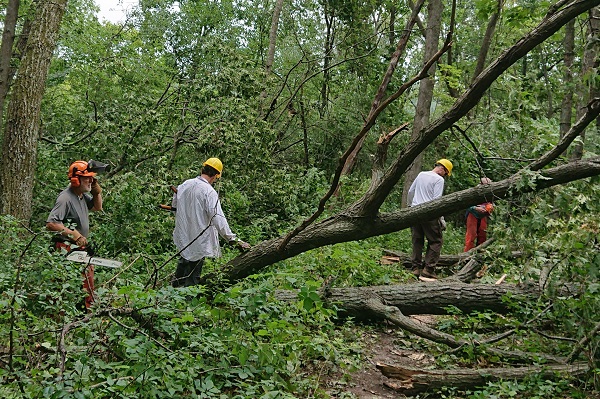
left=411, top=218, right=443, bottom=270
left=172, top=257, right=205, bottom=287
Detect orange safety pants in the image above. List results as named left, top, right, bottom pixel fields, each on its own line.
left=55, top=241, right=95, bottom=309
left=464, top=213, right=488, bottom=252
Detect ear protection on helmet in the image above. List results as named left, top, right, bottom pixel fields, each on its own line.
left=68, top=160, right=96, bottom=187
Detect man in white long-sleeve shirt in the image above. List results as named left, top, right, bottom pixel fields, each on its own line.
left=172, top=158, right=250, bottom=287
left=407, top=159, right=453, bottom=279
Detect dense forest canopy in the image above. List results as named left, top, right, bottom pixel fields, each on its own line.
left=0, top=0, right=599, bottom=397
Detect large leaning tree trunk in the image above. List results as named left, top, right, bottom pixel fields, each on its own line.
left=0, top=0, right=68, bottom=221
left=197, top=0, right=600, bottom=289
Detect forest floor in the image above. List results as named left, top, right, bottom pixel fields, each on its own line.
left=321, top=316, right=439, bottom=398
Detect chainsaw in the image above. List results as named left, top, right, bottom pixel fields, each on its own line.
left=158, top=185, right=178, bottom=212
left=66, top=249, right=122, bottom=268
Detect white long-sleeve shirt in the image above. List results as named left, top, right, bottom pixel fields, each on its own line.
left=172, top=176, right=237, bottom=261
left=407, top=171, right=445, bottom=207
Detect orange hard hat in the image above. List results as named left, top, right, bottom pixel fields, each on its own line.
left=68, top=160, right=96, bottom=179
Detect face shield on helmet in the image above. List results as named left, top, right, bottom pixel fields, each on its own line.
left=68, top=161, right=96, bottom=187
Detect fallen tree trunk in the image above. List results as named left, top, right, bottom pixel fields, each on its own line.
left=201, top=156, right=600, bottom=288
left=361, top=296, right=569, bottom=363
left=197, top=1, right=600, bottom=289
left=377, top=362, right=589, bottom=395
left=275, top=282, right=539, bottom=319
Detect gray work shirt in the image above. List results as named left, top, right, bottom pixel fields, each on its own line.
left=172, top=176, right=237, bottom=262
left=47, top=185, right=94, bottom=237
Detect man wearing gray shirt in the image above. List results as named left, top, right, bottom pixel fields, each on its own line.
left=407, top=159, right=453, bottom=279
left=47, top=160, right=103, bottom=309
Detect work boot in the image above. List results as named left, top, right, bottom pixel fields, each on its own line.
left=411, top=267, right=422, bottom=277
left=420, top=267, right=437, bottom=279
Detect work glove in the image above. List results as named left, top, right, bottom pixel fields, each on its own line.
left=439, top=216, right=447, bottom=231
left=238, top=240, right=251, bottom=250
left=91, top=178, right=102, bottom=196
left=230, top=239, right=251, bottom=251
left=70, top=230, right=88, bottom=247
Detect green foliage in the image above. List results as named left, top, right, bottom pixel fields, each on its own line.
left=466, top=378, right=573, bottom=399
left=7, top=0, right=600, bottom=397
left=0, top=221, right=362, bottom=397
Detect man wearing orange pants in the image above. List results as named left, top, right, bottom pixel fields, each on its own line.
left=47, top=160, right=103, bottom=310
left=464, top=177, right=494, bottom=252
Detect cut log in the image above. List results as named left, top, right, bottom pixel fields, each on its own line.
left=275, top=282, right=539, bottom=319
left=382, top=245, right=522, bottom=270
left=377, top=362, right=589, bottom=395
left=381, top=250, right=473, bottom=269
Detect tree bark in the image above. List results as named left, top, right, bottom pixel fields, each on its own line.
left=570, top=6, right=600, bottom=159
left=378, top=362, right=589, bottom=395
left=275, top=282, right=538, bottom=320
left=402, top=0, right=443, bottom=207
left=560, top=18, right=575, bottom=141
left=472, top=0, right=504, bottom=81
left=260, top=0, right=284, bottom=117
left=319, top=0, right=334, bottom=117
left=0, top=0, right=20, bottom=127
left=0, top=0, right=68, bottom=221
left=265, top=0, right=284, bottom=75
left=336, top=0, right=425, bottom=180
left=382, top=241, right=521, bottom=271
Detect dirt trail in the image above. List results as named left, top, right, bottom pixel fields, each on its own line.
left=324, top=317, right=438, bottom=398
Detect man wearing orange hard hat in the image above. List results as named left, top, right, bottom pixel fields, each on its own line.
left=47, top=160, right=104, bottom=309
left=407, top=158, right=453, bottom=279
left=171, top=157, right=250, bottom=287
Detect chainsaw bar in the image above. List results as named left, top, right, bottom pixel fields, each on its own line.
left=66, top=251, right=122, bottom=268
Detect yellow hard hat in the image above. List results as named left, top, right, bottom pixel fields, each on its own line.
left=436, top=159, right=453, bottom=176
left=203, top=157, right=223, bottom=175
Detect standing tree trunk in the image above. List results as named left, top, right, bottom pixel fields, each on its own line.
left=560, top=18, right=576, bottom=141
left=472, top=0, right=504, bottom=81
left=402, top=0, right=443, bottom=207
left=571, top=6, right=600, bottom=159
left=0, top=0, right=68, bottom=221
left=265, top=0, right=284, bottom=76
left=260, top=0, right=285, bottom=117
left=320, top=0, right=334, bottom=117
left=0, top=0, right=20, bottom=128
left=465, top=0, right=504, bottom=116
